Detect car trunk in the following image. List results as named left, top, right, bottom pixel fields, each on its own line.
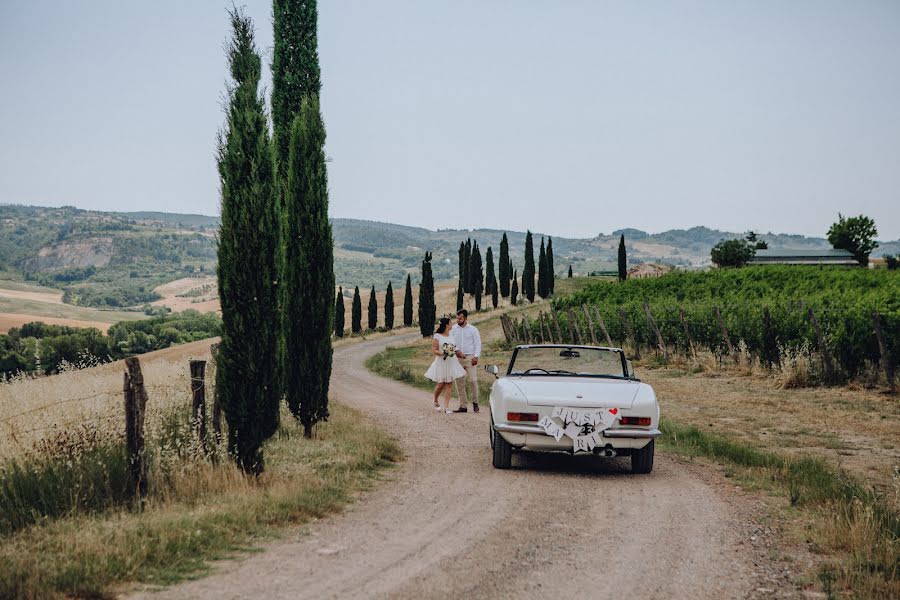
left=509, top=377, right=641, bottom=409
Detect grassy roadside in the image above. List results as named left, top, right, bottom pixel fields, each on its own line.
left=365, top=342, right=899, bottom=599
left=0, top=402, right=400, bottom=600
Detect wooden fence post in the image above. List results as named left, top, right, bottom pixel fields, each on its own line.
left=678, top=308, right=697, bottom=359
left=872, top=311, right=896, bottom=391
left=500, top=314, right=511, bottom=344
left=643, top=303, right=669, bottom=362
left=210, top=343, right=222, bottom=449
left=618, top=309, right=640, bottom=359
left=537, top=312, right=546, bottom=343
left=582, top=305, right=599, bottom=346
left=124, top=356, right=148, bottom=503
left=593, top=306, right=613, bottom=347
left=523, top=315, right=533, bottom=344
left=568, top=309, right=583, bottom=345
left=806, top=306, right=836, bottom=383
left=549, top=308, right=563, bottom=343
left=190, top=360, right=208, bottom=455
left=714, top=306, right=738, bottom=364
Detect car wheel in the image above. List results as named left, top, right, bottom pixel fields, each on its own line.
left=492, top=426, right=512, bottom=469
left=631, top=440, right=654, bottom=474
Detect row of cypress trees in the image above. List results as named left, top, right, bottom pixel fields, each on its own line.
left=216, top=1, right=332, bottom=474
left=333, top=280, right=404, bottom=336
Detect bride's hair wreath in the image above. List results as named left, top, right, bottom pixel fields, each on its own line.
left=436, top=316, right=451, bottom=334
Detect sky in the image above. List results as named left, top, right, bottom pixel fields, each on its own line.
left=1, top=1, right=898, bottom=240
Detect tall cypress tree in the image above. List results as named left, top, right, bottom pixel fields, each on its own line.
left=547, top=237, right=555, bottom=295
left=618, top=234, right=627, bottom=282
left=403, top=274, right=413, bottom=327
left=485, top=247, right=496, bottom=299
left=384, top=281, right=394, bottom=330
left=523, top=231, right=535, bottom=303
left=464, top=238, right=473, bottom=293
left=272, top=0, right=321, bottom=177
left=351, top=286, right=362, bottom=333
left=281, top=95, right=334, bottom=438
left=456, top=279, right=464, bottom=312
left=473, top=243, right=484, bottom=311
left=511, top=270, right=519, bottom=306
left=458, top=241, right=467, bottom=289
left=538, top=237, right=548, bottom=299
left=367, top=286, right=377, bottom=330
left=499, top=232, right=510, bottom=298
left=216, top=9, right=279, bottom=474
left=418, top=252, right=435, bottom=337
left=568, top=265, right=573, bottom=278
left=334, top=287, right=345, bottom=337
left=491, top=275, right=498, bottom=308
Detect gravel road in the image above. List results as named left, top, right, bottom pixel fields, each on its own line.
left=128, top=334, right=763, bottom=600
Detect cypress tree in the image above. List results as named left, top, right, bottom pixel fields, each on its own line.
left=485, top=247, right=496, bottom=299
left=491, top=275, right=498, bottom=308
left=418, top=252, right=436, bottom=337
left=618, top=234, right=627, bottom=282
left=499, top=232, right=510, bottom=297
left=272, top=0, right=321, bottom=177
left=458, top=241, right=467, bottom=289
left=464, top=238, right=474, bottom=293
left=367, top=286, right=377, bottom=330
left=403, top=274, right=413, bottom=327
left=351, top=286, right=362, bottom=333
left=511, top=270, right=519, bottom=306
left=470, top=242, right=483, bottom=311
left=281, top=95, right=334, bottom=438
left=216, top=9, right=279, bottom=474
left=384, top=281, right=394, bottom=330
left=334, top=287, right=345, bottom=337
left=538, top=237, right=548, bottom=299
left=568, top=265, right=573, bottom=278
left=547, top=237, right=556, bottom=296
left=456, top=279, right=464, bottom=312
left=523, top=231, right=535, bottom=303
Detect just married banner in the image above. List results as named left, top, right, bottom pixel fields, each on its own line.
left=537, top=406, right=619, bottom=453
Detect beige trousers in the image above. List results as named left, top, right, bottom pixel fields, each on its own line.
left=455, top=355, right=479, bottom=409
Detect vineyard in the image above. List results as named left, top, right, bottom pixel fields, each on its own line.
left=527, top=267, right=898, bottom=386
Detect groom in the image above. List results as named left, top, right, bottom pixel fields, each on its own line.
left=451, top=309, right=481, bottom=413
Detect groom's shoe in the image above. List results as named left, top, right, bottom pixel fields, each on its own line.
left=453, top=406, right=468, bottom=413
left=472, top=403, right=480, bottom=413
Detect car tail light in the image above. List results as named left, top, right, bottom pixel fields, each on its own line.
left=507, top=412, right=539, bottom=422
left=620, top=416, right=652, bottom=426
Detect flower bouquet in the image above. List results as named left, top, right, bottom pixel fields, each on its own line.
left=441, top=342, right=456, bottom=360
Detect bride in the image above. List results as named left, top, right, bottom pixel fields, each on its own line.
left=424, top=317, right=466, bottom=414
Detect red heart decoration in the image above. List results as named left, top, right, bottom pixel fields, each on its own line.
left=609, top=408, right=618, bottom=415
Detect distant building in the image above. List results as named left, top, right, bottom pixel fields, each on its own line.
left=749, top=249, right=858, bottom=266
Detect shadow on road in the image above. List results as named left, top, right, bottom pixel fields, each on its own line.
left=511, top=450, right=635, bottom=476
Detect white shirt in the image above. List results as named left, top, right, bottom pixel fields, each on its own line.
left=451, top=323, right=481, bottom=358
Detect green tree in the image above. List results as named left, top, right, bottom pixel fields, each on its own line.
left=281, top=95, right=334, bottom=438
left=710, top=238, right=755, bottom=268
left=885, top=255, right=899, bottom=270
left=522, top=231, right=535, bottom=302
left=272, top=0, right=321, bottom=176
left=827, top=214, right=878, bottom=266
left=384, top=281, right=394, bottom=329
left=745, top=231, right=768, bottom=250
left=485, top=246, right=496, bottom=299
left=215, top=9, right=280, bottom=473
left=456, top=279, right=464, bottom=312
left=491, top=275, right=499, bottom=308
left=464, top=238, right=473, bottom=293
left=351, top=286, right=362, bottom=333
left=617, top=235, right=627, bottom=281
left=547, top=237, right=556, bottom=296
left=403, top=274, right=413, bottom=326
left=418, top=252, right=435, bottom=337
left=334, top=287, right=344, bottom=338
left=537, top=237, right=548, bottom=299
left=471, top=242, right=484, bottom=311
left=568, top=265, right=573, bottom=278
left=499, top=232, right=510, bottom=297
left=510, top=270, right=519, bottom=306
left=367, top=286, right=378, bottom=330
left=458, top=241, right=467, bottom=292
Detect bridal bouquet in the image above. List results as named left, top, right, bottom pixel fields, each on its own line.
left=441, top=342, right=456, bottom=360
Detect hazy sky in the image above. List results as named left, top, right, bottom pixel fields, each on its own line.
left=1, top=1, right=898, bottom=239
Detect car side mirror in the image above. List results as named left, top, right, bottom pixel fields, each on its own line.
left=485, top=364, right=500, bottom=378
left=626, top=359, right=635, bottom=378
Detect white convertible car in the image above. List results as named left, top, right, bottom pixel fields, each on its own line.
left=486, top=344, right=660, bottom=473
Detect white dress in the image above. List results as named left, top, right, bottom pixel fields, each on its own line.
left=424, top=333, right=466, bottom=383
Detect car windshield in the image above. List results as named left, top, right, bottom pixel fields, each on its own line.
left=509, top=346, right=627, bottom=378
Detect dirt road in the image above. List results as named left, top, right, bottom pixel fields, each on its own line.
left=130, top=334, right=767, bottom=600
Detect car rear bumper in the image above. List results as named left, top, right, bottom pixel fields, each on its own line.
left=494, top=423, right=661, bottom=439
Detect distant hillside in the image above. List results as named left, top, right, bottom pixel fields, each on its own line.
left=1, top=204, right=897, bottom=309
